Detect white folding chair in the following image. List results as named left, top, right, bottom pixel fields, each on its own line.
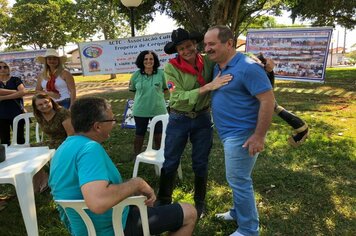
left=11, top=112, right=43, bottom=146
left=132, top=114, right=183, bottom=179
left=56, top=196, right=150, bottom=236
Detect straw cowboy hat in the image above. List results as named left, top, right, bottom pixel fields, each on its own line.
left=36, top=49, right=67, bottom=64
left=164, top=28, right=203, bottom=54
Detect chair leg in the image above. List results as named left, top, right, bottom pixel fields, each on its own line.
left=132, top=160, right=140, bottom=178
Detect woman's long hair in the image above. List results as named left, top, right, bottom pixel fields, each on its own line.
left=32, top=93, right=61, bottom=123
left=39, top=58, right=65, bottom=80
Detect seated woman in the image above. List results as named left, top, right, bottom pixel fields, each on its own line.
left=31, top=93, right=74, bottom=193
left=32, top=93, right=74, bottom=149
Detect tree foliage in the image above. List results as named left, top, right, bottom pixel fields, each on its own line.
left=5, top=0, right=77, bottom=49
left=284, top=0, right=356, bottom=29
left=157, top=0, right=284, bottom=38
left=1, top=0, right=355, bottom=50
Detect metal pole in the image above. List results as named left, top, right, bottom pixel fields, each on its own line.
left=130, top=7, right=135, bottom=37
left=342, top=29, right=346, bottom=54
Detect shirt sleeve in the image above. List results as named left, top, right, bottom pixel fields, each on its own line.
left=243, top=63, right=273, bottom=96
left=164, top=63, right=200, bottom=108
left=13, top=77, right=24, bottom=88
left=76, top=142, right=111, bottom=186
left=129, top=71, right=138, bottom=92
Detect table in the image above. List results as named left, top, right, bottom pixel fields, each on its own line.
left=0, top=146, right=55, bottom=236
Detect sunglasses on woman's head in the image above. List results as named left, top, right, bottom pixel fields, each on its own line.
left=0, top=65, right=9, bottom=69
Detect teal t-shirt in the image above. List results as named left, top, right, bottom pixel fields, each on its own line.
left=49, top=135, right=128, bottom=236
left=129, top=69, right=168, bottom=117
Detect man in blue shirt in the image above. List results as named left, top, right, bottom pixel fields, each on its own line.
left=49, top=97, right=197, bottom=236
left=204, top=25, right=275, bottom=236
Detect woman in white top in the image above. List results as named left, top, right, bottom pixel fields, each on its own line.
left=36, top=49, right=76, bottom=109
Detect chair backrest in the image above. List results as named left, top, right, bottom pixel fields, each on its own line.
left=145, top=114, right=169, bottom=153
left=55, top=196, right=150, bottom=236
left=11, top=112, right=42, bottom=146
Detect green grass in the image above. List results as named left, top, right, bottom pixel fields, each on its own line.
left=1, top=67, right=355, bottom=235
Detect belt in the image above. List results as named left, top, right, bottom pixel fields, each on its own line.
left=169, top=107, right=210, bottom=119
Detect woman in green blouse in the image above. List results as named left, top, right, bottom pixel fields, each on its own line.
left=129, top=50, right=168, bottom=158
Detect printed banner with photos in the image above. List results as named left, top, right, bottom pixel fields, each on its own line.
left=0, top=50, right=46, bottom=88
left=246, top=27, right=333, bottom=83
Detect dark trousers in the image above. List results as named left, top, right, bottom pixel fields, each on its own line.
left=163, top=112, right=213, bottom=177
left=0, top=118, right=25, bottom=145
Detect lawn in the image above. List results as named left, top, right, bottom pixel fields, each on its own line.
left=0, top=67, right=355, bottom=235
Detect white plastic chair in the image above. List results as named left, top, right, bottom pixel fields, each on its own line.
left=132, top=114, right=183, bottom=179
left=11, top=112, right=43, bottom=146
left=56, top=195, right=150, bottom=236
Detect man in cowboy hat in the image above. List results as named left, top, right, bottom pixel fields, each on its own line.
left=156, top=28, right=232, bottom=218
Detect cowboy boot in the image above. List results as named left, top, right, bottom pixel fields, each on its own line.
left=153, top=133, right=162, bottom=150
left=194, top=175, right=208, bottom=218
left=133, top=135, right=144, bottom=158
left=275, top=105, right=309, bottom=147
left=155, top=169, right=177, bottom=206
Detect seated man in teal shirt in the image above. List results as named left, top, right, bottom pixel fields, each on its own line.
left=49, top=97, right=197, bottom=236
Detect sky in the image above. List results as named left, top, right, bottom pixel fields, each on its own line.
left=146, top=12, right=356, bottom=50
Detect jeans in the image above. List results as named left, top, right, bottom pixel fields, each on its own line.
left=223, top=131, right=259, bottom=236
left=58, top=98, right=71, bottom=109
left=163, top=111, right=213, bottom=177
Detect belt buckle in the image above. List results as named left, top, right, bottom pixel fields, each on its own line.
left=186, top=111, right=197, bottom=119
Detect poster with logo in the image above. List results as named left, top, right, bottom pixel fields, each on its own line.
left=78, top=33, right=175, bottom=76
left=246, top=27, right=333, bottom=83
left=121, top=99, right=169, bottom=129
left=0, top=50, right=46, bottom=88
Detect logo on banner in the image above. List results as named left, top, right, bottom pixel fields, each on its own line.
left=89, top=60, right=100, bottom=72
left=83, top=45, right=103, bottom=58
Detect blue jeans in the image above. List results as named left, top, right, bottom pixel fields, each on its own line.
left=163, top=112, right=213, bottom=177
left=58, top=98, right=71, bottom=109
left=223, top=131, right=259, bottom=236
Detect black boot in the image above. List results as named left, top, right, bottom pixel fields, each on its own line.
left=194, top=175, right=208, bottom=218
left=275, top=104, right=309, bottom=147
left=155, top=169, right=177, bottom=206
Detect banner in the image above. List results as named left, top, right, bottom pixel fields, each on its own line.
left=78, top=33, right=175, bottom=76
left=0, top=50, right=46, bottom=88
left=246, top=27, right=333, bottom=83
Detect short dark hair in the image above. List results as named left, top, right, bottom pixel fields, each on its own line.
left=70, top=97, right=111, bottom=133
left=32, top=93, right=61, bottom=123
left=207, top=25, right=234, bottom=44
left=135, top=50, right=160, bottom=74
